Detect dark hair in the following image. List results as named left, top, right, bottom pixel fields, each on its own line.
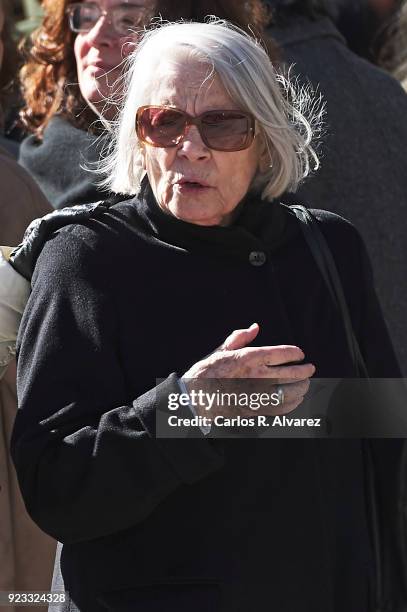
left=265, top=0, right=335, bottom=24
left=20, top=0, right=277, bottom=137
left=0, top=0, right=20, bottom=129
left=333, top=0, right=402, bottom=62
left=375, top=1, right=407, bottom=79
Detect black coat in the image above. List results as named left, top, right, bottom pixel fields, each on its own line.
left=11, top=184, right=405, bottom=611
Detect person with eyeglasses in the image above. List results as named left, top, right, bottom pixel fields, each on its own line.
left=0, top=2, right=271, bottom=608
left=9, top=19, right=406, bottom=612
left=18, top=0, right=273, bottom=211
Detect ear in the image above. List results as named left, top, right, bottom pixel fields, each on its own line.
left=257, top=132, right=272, bottom=174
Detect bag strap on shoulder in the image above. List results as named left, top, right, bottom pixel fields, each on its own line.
left=290, top=204, right=368, bottom=378
left=289, top=205, right=391, bottom=609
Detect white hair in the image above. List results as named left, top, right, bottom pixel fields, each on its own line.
left=98, top=18, right=324, bottom=200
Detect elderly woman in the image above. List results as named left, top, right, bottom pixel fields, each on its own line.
left=10, top=19, right=405, bottom=612
left=18, top=0, right=272, bottom=208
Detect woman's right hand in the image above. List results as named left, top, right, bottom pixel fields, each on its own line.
left=182, top=323, right=315, bottom=417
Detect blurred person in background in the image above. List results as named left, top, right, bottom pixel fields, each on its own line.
left=0, top=0, right=20, bottom=157
left=0, top=2, right=55, bottom=610
left=375, top=0, right=407, bottom=90
left=333, top=0, right=401, bottom=62
left=265, top=0, right=407, bottom=374
left=18, top=0, right=272, bottom=210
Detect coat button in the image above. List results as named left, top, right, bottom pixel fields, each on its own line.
left=249, top=251, right=266, bottom=266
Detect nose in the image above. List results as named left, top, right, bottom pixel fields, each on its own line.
left=82, top=14, right=117, bottom=48
left=177, top=125, right=210, bottom=162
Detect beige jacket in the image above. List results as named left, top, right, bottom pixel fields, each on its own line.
left=0, top=145, right=56, bottom=612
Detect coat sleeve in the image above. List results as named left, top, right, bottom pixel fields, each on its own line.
left=11, top=229, right=223, bottom=545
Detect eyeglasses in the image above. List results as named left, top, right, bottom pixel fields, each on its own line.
left=135, top=106, right=256, bottom=152
left=66, top=2, right=150, bottom=37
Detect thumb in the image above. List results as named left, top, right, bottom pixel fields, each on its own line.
left=221, top=323, right=260, bottom=351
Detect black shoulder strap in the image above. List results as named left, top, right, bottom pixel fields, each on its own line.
left=290, top=205, right=391, bottom=609
left=290, top=204, right=369, bottom=378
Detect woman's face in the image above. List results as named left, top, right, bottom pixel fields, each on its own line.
left=74, top=0, right=153, bottom=119
left=141, top=60, right=266, bottom=227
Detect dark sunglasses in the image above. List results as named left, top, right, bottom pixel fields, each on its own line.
left=136, top=106, right=256, bottom=152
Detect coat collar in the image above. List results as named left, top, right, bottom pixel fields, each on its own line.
left=133, top=178, right=299, bottom=263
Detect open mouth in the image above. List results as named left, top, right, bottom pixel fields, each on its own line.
left=177, top=180, right=212, bottom=192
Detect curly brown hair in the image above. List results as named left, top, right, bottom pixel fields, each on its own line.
left=0, top=0, right=20, bottom=129
left=20, top=0, right=276, bottom=137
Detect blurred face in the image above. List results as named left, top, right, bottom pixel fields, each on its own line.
left=140, top=60, right=266, bottom=226
left=73, top=0, right=153, bottom=119
left=0, top=5, right=4, bottom=70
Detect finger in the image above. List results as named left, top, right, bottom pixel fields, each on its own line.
left=237, top=362, right=314, bottom=380
left=245, top=380, right=310, bottom=411
left=278, top=379, right=310, bottom=404
left=260, top=363, right=316, bottom=381
left=221, top=323, right=259, bottom=351
left=235, top=344, right=305, bottom=366
left=240, top=391, right=308, bottom=418
left=267, top=380, right=310, bottom=415
left=275, top=397, right=305, bottom=415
